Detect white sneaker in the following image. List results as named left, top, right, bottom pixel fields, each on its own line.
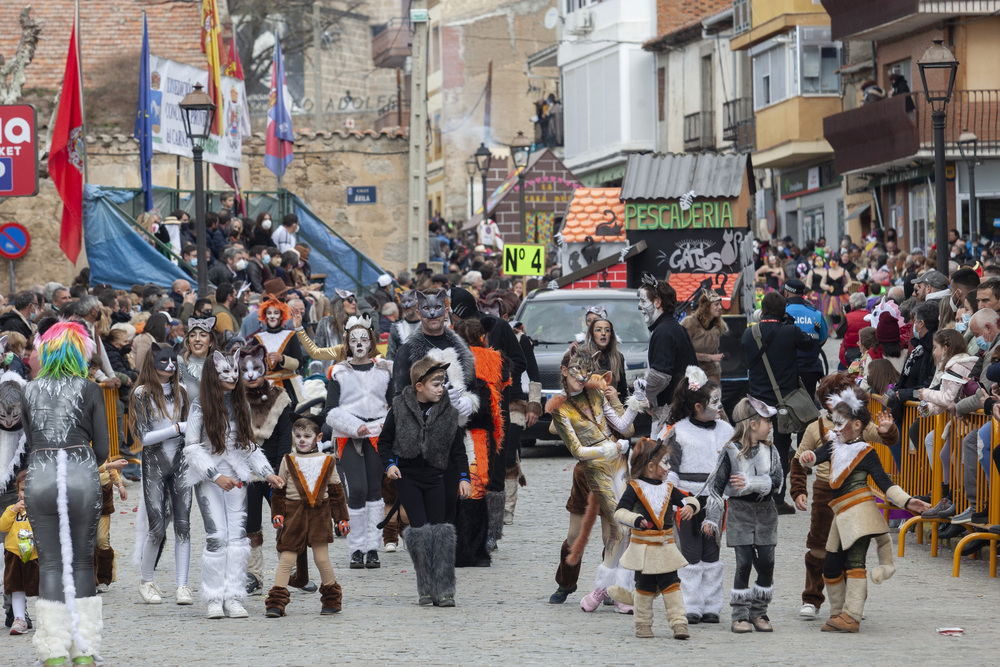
left=206, top=600, right=225, bottom=619
left=385, top=542, right=397, bottom=553
left=175, top=586, right=194, bottom=605
left=799, top=603, right=818, bottom=619
left=96, top=583, right=110, bottom=593
left=138, top=581, right=162, bottom=604
left=225, top=599, right=249, bottom=618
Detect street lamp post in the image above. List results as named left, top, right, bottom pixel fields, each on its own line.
left=508, top=130, right=532, bottom=242
left=179, top=83, right=218, bottom=297
left=958, top=130, right=979, bottom=254
left=917, top=39, right=959, bottom=274
left=465, top=156, right=477, bottom=219
left=474, top=142, right=493, bottom=229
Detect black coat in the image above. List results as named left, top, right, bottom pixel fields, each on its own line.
left=741, top=319, right=813, bottom=406
left=0, top=311, right=31, bottom=339
left=648, top=313, right=698, bottom=406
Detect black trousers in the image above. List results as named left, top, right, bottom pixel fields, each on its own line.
left=395, top=468, right=447, bottom=528
left=245, top=481, right=271, bottom=534
left=635, top=570, right=680, bottom=593
left=733, top=544, right=775, bottom=589
left=770, top=416, right=792, bottom=505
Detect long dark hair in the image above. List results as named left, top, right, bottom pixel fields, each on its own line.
left=629, top=437, right=668, bottom=480
left=582, top=318, right=623, bottom=386
left=183, top=325, right=218, bottom=361
left=145, top=312, right=170, bottom=344
left=129, top=345, right=187, bottom=442
left=668, top=374, right=720, bottom=425
left=200, top=354, right=254, bottom=455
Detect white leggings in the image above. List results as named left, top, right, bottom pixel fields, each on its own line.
left=193, top=462, right=250, bottom=604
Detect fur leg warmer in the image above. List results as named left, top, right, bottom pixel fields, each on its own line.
left=246, top=531, right=265, bottom=585
left=200, top=548, right=227, bottom=605
left=504, top=467, right=520, bottom=525
left=403, top=525, right=435, bottom=596
left=455, top=498, right=490, bottom=568
left=429, top=523, right=458, bottom=601
left=555, top=539, right=581, bottom=589
left=485, top=490, right=505, bottom=540
left=749, top=584, right=773, bottom=619
left=870, top=534, right=896, bottom=584
left=679, top=561, right=704, bottom=616
left=729, top=588, right=752, bottom=622
left=264, top=586, right=290, bottom=616
left=319, top=582, right=342, bottom=613
left=843, top=570, right=868, bottom=623
left=701, top=560, right=724, bottom=616
left=823, top=575, right=846, bottom=617
left=69, top=596, right=102, bottom=661
left=662, top=585, right=688, bottom=630
left=94, top=547, right=116, bottom=586
left=223, top=539, right=252, bottom=604
left=347, top=507, right=366, bottom=557
left=32, top=599, right=72, bottom=663
left=364, top=500, right=385, bottom=553
left=633, top=591, right=655, bottom=635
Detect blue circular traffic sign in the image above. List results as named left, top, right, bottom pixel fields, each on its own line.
left=0, top=222, right=30, bottom=260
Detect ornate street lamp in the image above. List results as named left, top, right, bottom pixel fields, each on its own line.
left=465, top=156, right=477, bottom=219
left=917, top=39, right=959, bottom=272
left=508, top=130, right=532, bottom=241
left=957, top=130, right=979, bottom=252
left=179, top=83, right=217, bottom=297
left=474, top=142, right=493, bottom=225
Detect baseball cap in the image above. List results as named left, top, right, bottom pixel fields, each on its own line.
left=912, top=269, right=949, bottom=290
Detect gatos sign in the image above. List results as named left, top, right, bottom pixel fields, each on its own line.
left=624, top=198, right=741, bottom=231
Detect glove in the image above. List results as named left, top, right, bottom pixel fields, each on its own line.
left=631, top=378, right=647, bottom=404
left=600, top=442, right=621, bottom=461
left=453, top=395, right=474, bottom=418
left=336, top=520, right=350, bottom=537
left=272, top=515, right=284, bottom=529
left=448, top=384, right=462, bottom=405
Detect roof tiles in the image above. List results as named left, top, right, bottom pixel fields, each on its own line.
left=562, top=187, right=626, bottom=244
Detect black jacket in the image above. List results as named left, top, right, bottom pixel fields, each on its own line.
left=648, top=313, right=698, bottom=406
left=0, top=310, right=31, bottom=339
left=895, top=329, right=937, bottom=405
left=742, top=318, right=813, bottom=406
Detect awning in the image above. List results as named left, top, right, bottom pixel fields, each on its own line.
left=846, top=203, right=871, bottom=221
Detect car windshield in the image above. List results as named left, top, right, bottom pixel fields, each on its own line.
left=519, top=296, right=650, bottom=344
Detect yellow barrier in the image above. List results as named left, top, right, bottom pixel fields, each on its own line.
left=952, top=417, right=1000, bottom=578
left=898, top=407, right=946, bottom=557
left=103, top=386, right=123, bottom=461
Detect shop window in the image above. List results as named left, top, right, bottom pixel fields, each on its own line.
left=910, top=185, right=929, bottom=252
left=802, top=206, right=825, bottom=244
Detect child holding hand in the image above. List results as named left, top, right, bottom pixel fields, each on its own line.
left=1, top=471, right=37, bottom=635
left=266, top=419, right=350, bottom=618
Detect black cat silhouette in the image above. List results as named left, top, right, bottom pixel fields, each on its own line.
left=569, top=251, right=582, bottom=272
left=581, top=237, right=601, bottom=265
left=595, top=209, right=622, bottom=237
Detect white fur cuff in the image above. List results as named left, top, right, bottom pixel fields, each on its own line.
left=682, top=496, right=701, bottom=514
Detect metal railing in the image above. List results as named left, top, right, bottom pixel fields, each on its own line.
left=913, top=89, right=1000, bottom=156
left=371, top=18, right=412, bottom=68
left=683, top=110, right=715, bottom=152
left=723, top=97, right=753, bottom=141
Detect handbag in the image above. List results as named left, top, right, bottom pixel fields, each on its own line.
left=752, top=325, right=820, bottom=434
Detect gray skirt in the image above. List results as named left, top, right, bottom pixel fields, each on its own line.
left=725, top=497, right=778, bottom=547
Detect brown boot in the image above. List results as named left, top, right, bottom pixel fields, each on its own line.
left=94, top=547, right=116, bottom=587
left=264, top=586, right=290, bottom=617
left=822, top=612, right=861, bottom=633
left=319, top=582, right=342, bottom=615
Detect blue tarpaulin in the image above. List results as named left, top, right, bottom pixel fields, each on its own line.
left=84, top=185, right=190, bottom=290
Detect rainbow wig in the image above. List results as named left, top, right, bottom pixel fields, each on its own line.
left=257, top=297, right=291, bottom=325
left=37, top=321, right=95, bottom=379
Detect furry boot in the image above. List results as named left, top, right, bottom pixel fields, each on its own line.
left=200, top=548, right=228, bottom=605
left=264, top=586, right=290, bottom=617
left=729, top=587, right=752, bottom=622
left=347, top=506, right=366, bottom=565
left=364, top=500, right=385, bottom=553
left=701, top=560, right=724, bottom=616
left=32, top=599, right=72, bottom=664
left=678, top=560, right=704, bottom=618
left=662, top=585, right=689, bottom=639
left=429, top=523, right=458, bottom=605
left=633, top=591, right=655, bottom=638
left=94, top=546, right=116, bottom=586
left=835, top=569, right=868, bottom=630
left=485, top=490, right=505, bottom=541
left=803, top=552, right=826, bottom=609
left=246, top=531, right=265, bottom=587
left=823, top=574, right=846, bottom=618
left=223, top=539, right=252, bottom=605
left=69, top=596, right=102, bottom=662
left=455, top=498, right=490, bottom=568
left=870, top=534, right=896, bottom=584
left=555, top=540, right=581, bottom=590
left=403, top=525, right=435, bottom=601
left=607, top=585, right=635, bottom=606
left=319, top=582, right=342, bottom=614
left=749, top=584, right=773, bottom=621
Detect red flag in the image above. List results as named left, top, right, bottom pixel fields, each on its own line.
left=49, top=23, right=85, bottom=265
left=201, top=0, right=225, bottom=136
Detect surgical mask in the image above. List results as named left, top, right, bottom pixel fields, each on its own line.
left=956, top=314, right=971, bottom=333
left=262, top=253, right=271, bottom=265
left=174, top=336, right=185, bottom=345
left=29, top=310, right=38, bottom=322
left=976, top=335, right=990, bottom=352
left=235, top=259, right=248, bottom=271
left=262, top=219, right=272, bottom=231
left=189, top=258, right=198, bottom=267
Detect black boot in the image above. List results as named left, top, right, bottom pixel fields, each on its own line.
left=350, top=550, right=365, bottom=569
left=365, top=550, right=380, bottom=569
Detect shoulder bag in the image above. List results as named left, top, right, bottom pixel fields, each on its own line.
left=751, top=324, right=820, bottom=434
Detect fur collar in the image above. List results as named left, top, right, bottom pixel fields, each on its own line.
left=390, top=386, right=461, bottom=470
left=0, top=429, right=25, bottom=492
left=249, top=387, right=291, bottom=442
left=405, top=327, right=476, bottom=390
left=829, top=440, right=873, bottom=488
left=634, top=479, right=672, bottom=528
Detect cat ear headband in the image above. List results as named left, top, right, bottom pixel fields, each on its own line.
left=344, top=314, right=373, bottom=332
left=187, top=316, right=216, bottom=333
left=684, top=365, right=708, bottom=392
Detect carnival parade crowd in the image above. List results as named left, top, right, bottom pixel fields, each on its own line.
left=2, top=207, right=1000, bottom=663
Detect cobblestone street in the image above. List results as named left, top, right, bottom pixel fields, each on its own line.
left=5, top=444, right=999, bottom=666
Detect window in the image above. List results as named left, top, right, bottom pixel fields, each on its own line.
left=753, top=46, right=787, bottom=110
left=751, top=27, right=841, bottom=110
left=910, top=185, right=929, bottom=253
left=565, top=0, right=600, bottom=12
left=802, top=206, right=825, bottom=243
left=430, top=25, right=441, bottom=74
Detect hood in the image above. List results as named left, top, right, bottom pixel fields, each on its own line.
left=945, top=353, right=978, bottom=373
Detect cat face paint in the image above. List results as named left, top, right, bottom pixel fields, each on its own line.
left=264, top=306, right=284, bottom=329
left=153, top=346, right=177, bottom=374
left=241, top=351, right=267, bottom=383
left=348, top=327, right=372, bottom=361
left=702, top=389, right=723, bottom=420
left=213, top=350, right=240, bottom=384
left=831, top=412, right=850, bottom=439
left=416, top=290, right=447, bottom=320
left=637, top=288, right=658, bottom=326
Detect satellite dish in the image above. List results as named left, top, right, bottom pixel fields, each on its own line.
left=544, top=7, right=560, bottom=30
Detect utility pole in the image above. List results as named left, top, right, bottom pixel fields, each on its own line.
left=312, top=2, right=324, bottom=131
left=407, top=0, right=429, bottom=269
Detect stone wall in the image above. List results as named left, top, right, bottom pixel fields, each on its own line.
left=0, top=128, right=409, bottom=292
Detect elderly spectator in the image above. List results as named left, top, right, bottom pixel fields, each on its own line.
left=462, top=270, right=484, bottom=298
left=0, top=291, right=37, bottom=338
left=380, top=302, right=399, bottom=335
left=372, top=274, right=397, bottom=312
left=209, top=247, right=248, bottom=287
left=838, top=292, right=871, bottom=369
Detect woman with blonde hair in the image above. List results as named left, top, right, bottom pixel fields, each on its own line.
left=682, top=293, right=728, bottom=384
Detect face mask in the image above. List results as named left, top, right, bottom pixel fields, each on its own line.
left=189, top=258, right=198, bottom=267
left=262, top=219, right=272, bottom=231
left=173, top=336, right=185, bottom=345
left=976, top=335, right=990, bottom=352
left=262, top=253, right=271, bottom=265
left=956, top=314, right=971, bottom=333
left=235, top=259, right=248, bottom=271
left=213, top=350, right=240, bottom=384
left=29, top=310, right=38, bottom=322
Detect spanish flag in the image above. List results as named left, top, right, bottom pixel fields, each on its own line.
left=200, top=0, right=224, bottom=136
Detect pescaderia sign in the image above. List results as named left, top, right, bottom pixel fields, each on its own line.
left=624, top=198, right=744, bottom=231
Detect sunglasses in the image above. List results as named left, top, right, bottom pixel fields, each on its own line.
left=197, top=310, right=213, bottom=317
left=345, top=296, right=357, bottom=303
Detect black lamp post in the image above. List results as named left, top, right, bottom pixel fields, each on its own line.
left=508, top=130, right=532, bottom=242
left=465, top=156, right=477, bottom=219
left=179, top=83, right=217, bottom=297
left=917, top=38, right=959, bottom=273
left=957, top=130, right=979, bottom=253
left=474, top=142, right=492, bottom=226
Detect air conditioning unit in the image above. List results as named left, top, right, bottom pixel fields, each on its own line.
left=566, top=10, right=594, bottom=36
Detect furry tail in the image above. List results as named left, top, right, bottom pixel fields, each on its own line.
left=567, top=492, right=599, bottom=567
left=56, top=449, right=88, bottom=655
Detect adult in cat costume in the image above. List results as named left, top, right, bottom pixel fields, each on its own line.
left=22, top=323, right=109, bottom=666
left=184, top=350, right=283, bottom=620
left=324, top=314, right=392, bottom=570
left=252, top=298, right=304, bottom=408
left=386, top=290, right=421, bottom=361
left=0, top=367, right=28, bottom=629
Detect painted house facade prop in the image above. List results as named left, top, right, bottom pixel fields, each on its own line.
left=557, top=187, right=630, bottom=289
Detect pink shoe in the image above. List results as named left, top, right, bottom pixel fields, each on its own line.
left=580, top=587, right=608, bottom=612
left=613, top=601, right=634, bottom=614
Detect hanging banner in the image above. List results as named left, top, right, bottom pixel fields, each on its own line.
left=149, top=55, right=245, bottom=168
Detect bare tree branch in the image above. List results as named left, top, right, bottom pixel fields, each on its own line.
left=0, top=7, right=43, bottom=105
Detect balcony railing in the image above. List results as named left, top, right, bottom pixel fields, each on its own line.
left=371, top=18, right=411, bottom=69
left=684, top=111, right=715, bottom=152
left=821, top=0, right=1000, bottom=41
left=824, top=90, right=1000, bottom=174
left=373, top=100, right=410, bottom=132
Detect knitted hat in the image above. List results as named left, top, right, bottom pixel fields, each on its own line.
left=876, top=311, right=900, bottom=343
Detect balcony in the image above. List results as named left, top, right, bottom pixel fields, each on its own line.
left=821, top=0, right=1000, bottom=41
left=373, top=100, right=410, bottom=132
left=372, top=19, right=411, bottom=69
left=824, top=90, right=1000, bottom=175
left=723, top=97, right=755, bottom=152
left=684, top=111, right=715, bottom=152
